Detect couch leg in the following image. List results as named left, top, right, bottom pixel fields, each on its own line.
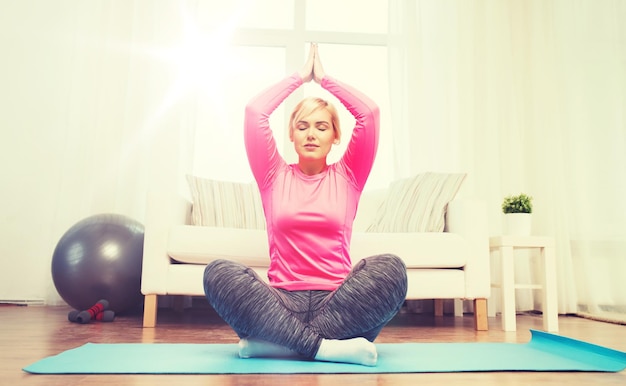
left=473, top=298, right=488, bottom=331
left=454, top=299, right=464, bottom=317
left=434, top=299, right=444, bottom=316
left=143, top=294, right=158, bottom=328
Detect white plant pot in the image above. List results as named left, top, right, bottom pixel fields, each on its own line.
left=504, top=213, right=532, bottom=236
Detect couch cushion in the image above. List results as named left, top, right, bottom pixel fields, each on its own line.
left=169, top=226, right=468, bottom=269
left=350, top=232, right=469, bottom=268
left=366, top=172, right=466, bottom=233
left=168, top=225, right=269, bottom=267
left=186, top=175, right=266, bottom=230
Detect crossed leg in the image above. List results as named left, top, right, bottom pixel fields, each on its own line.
left=203, top=254, right=407, bottom=366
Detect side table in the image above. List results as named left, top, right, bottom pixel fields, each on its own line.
left=489, top=235, right=558, bottom=332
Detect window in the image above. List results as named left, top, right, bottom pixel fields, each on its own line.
left=185, top=0, right=390, bottom=188
left=195, top=0, right=294, bottom=30
left=306, top=0, right=388, bottom=34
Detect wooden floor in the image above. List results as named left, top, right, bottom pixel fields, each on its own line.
left=2, top=302, right=625, bottom=385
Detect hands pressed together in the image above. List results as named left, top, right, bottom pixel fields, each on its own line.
left=299, top=43, right=325, bottom=84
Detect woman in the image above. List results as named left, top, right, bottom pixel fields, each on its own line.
left=204, top=44, right=407, bottom=367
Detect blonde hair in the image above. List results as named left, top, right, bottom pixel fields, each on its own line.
left=289, top=97, right=341, bottom=142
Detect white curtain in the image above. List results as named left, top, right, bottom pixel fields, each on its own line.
left=1, top=1, right=196, bottom=305
left=389, top=0, right=626, bottom=321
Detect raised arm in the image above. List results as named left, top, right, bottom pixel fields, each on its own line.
left=244, top=46, right=317, bottom=189
left=244, top=75, right=303, bottom=189
left=314, top=46, right=380, bottom=191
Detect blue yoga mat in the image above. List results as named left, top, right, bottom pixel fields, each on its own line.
left=23, top=330, right=626, bottom=374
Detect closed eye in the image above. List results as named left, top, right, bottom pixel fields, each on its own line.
left=296, top=121, right=309, bottom=131
left=316, top=122, right=330, bottom=130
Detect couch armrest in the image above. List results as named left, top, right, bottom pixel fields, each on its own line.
left=445, top=198, right=490, bottom=298
left=141, top=190, right=192, bottom=295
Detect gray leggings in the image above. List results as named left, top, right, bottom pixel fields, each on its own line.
left=203, top=254, right=407, bottom=358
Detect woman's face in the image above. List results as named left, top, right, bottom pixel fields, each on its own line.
left=290, top=108, right=337, bottom=162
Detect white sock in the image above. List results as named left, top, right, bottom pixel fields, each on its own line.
left=314, top=337, right=378, bottom=367
left=238, top=338, right=301, bottom=359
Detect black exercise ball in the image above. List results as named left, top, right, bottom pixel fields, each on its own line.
left=51, top=213, right=144, bottom=314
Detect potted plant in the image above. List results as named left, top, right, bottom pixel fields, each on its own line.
left=501, top=193, right=533, bottom=235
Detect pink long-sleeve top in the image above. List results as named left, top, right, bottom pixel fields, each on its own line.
left=244, top=73, right=380, bottom=291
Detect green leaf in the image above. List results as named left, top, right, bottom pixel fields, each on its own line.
left=501, top=193, right=533, bottom=214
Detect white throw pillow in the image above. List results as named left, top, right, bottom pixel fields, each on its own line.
left=186, top=175, right=266, bottom=230
left=366, top=173, right=466, bottom=233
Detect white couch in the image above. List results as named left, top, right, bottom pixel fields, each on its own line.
left=140, top=178, right=491, bottom=330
